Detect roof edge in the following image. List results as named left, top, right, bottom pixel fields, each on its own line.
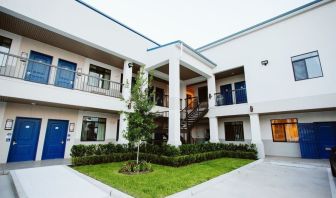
left=75, top=0, right=160, bottom=46
left=147, top=40, right=217, bottom=67
left=196, top=0, right=325, bottom=52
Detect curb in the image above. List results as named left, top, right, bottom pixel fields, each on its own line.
left=167, top=159, right=264, bottom=198
left=9, top=170, right=27, bottom=198
left=64, top=166, right=133, bottom=198
left=328, top=168, right=336, bottom=198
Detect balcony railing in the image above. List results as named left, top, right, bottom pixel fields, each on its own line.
left=0, top=51, right=123, bottom=98
left=215, top=88, right=247, bottom=106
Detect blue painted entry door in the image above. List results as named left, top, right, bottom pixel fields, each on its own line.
left=55, top=59, right=77, bottom=89
left=234, top=81, right=247, bottom=104
left=7, top=118, right=41, bottom=162
left=25, top=51, right=52, bottom=84
left=316, top=122, right=336, bottom=159
left=298, top=123, right=320, bottom=159
left=42, top=120, right=68, bottom=160
left=220, top=84, right=233, bottom=105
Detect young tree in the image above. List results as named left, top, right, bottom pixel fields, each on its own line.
left=123, top=66, right=156, bottom=164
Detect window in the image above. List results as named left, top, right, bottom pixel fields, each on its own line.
left=0, top=35, right=12, bottom=67
left=292, top=51, right=323, bottom=81
left=88, top=65, right=111, bottom=89
left=81, top=116, right=106, bottom=141
left=271, top=118, right=299, bottom=142
left=224, top=121, right=244, bottom=141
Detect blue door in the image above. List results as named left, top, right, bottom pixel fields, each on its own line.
left=315, top=122, right=336, bottom=159
left=220, top=84, right=233, bottom=105
left=42, top=120, right=68, bottom=160
left=298, top=123, right=320, bottom=159
left=234, top=81, right=247, bottom=104
left=7, top=118, right=41, bottom=162
left=25, top=51, right=52, bottom=84
left=55, top=59, right=76, bottom=89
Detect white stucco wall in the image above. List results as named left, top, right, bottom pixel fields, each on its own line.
left=202, top=1, right=336, bottom=109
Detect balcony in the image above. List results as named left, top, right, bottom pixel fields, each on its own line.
left=0, top=51, right=123, bottom=98
left=215, top=88, right=247, bottom=106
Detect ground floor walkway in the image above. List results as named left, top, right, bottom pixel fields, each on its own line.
left=169, top=156, right=332, bottom=198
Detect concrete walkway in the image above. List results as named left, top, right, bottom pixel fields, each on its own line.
left=169, top=157, right=332, bottom=198
left=0, top=174, right=17, bottom=198
left=10, top=165, right=131, bottom=198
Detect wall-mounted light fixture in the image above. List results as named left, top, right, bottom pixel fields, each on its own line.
left=20, top=52, right=28, bottom=62
left=128, top=63, right=133, bottom=68
left=128, top=102, right=132, bottom=109
left=261, top=60, right=269, bottom=66
left=5, top=119, right=13, bottom=130
left=249, top=106, right=254, bottom=113
left=69, top=123, right=75, bottom=132
left=208, top=93, right=212, bottom=99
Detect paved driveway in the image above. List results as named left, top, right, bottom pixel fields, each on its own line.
left=169, top=157, right=331, bottom=198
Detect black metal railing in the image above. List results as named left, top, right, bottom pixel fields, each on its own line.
left=0, top=51, right=123, bottom=98
left=215, top=88, right=247, bottom=106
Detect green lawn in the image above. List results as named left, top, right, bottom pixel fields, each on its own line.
left=73, top=158, right=253, bottom=198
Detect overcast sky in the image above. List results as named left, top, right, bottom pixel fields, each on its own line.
left=84, top=0, right=312, bottom=48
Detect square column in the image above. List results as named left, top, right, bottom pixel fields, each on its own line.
left=118, top=60, right=133, bottom=144
left=249, top=113, right=265, bottom=159
left=167, top=56, right=181, bottom=146
left=207, top=75, right=216, bottom=108
left=209, top=117, right=220, bottom=143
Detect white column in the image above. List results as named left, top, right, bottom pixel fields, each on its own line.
left=249, top=113, right=265, bottom=159
left=167, top=56, right=181, bottom=146
left=180, top=82, right=187, bottom=109
left=0, top=102, right=8, bottom=163
left=209, top=117, right=220, bottom=143
left=207, top=75, right=216, bottom=108
left=118, top=60, right=133, bottom=144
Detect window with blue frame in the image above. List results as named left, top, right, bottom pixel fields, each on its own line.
left=291, top=51, right=323, bottom=81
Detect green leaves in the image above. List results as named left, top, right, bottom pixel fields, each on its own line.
left=124, top=66, right=156, bottom=143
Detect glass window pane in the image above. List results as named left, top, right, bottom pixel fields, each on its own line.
left=285, top=124, right=299, bottom=142
left=81, top=116, right=106, bottom=141
left=305, top=57, right=322, bottom=78
left=293, top=60, right=308, bottom=80
left=271, top=119, right=297, bottom=124
left=292, top=51, right=318, bottom=61
left=225, top=121, right=244, bottom=141
left=272, top=124, right=286, bottom=141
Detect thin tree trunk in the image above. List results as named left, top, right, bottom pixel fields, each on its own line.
left=136, top=142, right=140, bottom=164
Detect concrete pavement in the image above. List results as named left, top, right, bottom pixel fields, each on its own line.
left=169, top=157, right=331, bottom=198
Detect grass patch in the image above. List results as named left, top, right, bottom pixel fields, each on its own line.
left=73, top=157, right=253, bottom=198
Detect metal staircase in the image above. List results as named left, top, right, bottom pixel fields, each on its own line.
left=180, top=97, right=208, bottom=143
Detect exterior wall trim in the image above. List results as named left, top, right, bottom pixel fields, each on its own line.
left=75, top=0, right=160, bottom=46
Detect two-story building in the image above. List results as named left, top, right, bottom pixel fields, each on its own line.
left=0, top=0, right=335, bottom=163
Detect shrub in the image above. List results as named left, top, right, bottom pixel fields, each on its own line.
left=119, top=160, right=153, bottom=173
left=72, top=150, right=257, bottom=167
left=71, top=143, right=131, bottom=157
left=70, top=144, right=86, bottom=157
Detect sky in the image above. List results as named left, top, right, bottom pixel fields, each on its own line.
left=84, top=0, right=312, bottom=48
